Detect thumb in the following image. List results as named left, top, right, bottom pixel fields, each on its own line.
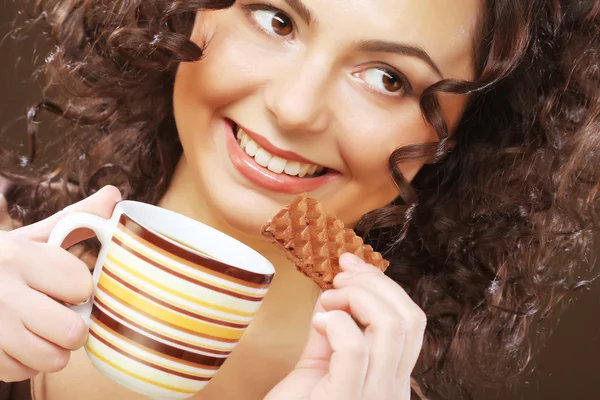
left=11, top=185, right=122, bottom=247
left=264, top=302, right=332, bottom=400
left=295, top=301, right=333, bottom=371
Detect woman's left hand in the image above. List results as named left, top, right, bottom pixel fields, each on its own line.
left=265, top=253, right=427, bottom=400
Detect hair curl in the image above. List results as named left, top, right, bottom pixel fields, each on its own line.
left=1, top=0, right=599, bottom=398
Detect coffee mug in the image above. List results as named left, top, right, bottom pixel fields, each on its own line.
left=47, top=201, right=275, bottom=399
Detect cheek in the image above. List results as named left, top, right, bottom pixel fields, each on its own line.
left=175, top=12, right=270, bottom=112
left=338, top=100, right=437, bottom=184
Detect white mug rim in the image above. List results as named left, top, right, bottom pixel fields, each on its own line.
left=115, top=200, right=275, bottom=277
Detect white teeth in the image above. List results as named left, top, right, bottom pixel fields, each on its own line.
left=240, top=132, right=249, bottom=148
left=254, top=148, right=272, bottom=167
left=245, top=140, right=259, bottom=157
left=267, top=156, right=286, bottom=173
left=284, top=161, right=301, bottom=176
left=298, top=163, right=311, bottom=178
left=236, top=127, right=325, bottom=177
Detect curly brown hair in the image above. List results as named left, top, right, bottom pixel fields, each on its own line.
left=1, top=0, right=599, bottom=398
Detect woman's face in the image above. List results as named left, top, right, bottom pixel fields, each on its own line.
left=173, top=0, right=481, bottom=236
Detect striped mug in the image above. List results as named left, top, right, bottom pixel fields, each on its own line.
left=47, top=201, right=275, bottom=399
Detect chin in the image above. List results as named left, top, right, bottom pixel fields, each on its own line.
left=189, top=147, right=292, bottom=239
left=201, top=179, right=292, bottom=240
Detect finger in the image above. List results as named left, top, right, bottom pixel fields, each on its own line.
left=11, top=185, right=121, bottom=247
left=296, top=302, right=332, bottom=371
left=0, top=350, right=38, bottom=383
left=7, top=239, right=93, bottom=305
left=320, top=287, right=405, bottom=399
left=336, top=254, right=427, bottom=380
left=396, top=315, right=425, bottom=388
left=18, top=287, right=89, bottom=350
left=0, top=315, right=71, bottom=373
left=338, top=254, right=417, bottom=308
left=313, top=311, right=368, bottom=400
left=264, top=303, right=334, bottom=400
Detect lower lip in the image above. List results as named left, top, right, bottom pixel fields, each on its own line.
left=224, top=120, right=339, bottom=194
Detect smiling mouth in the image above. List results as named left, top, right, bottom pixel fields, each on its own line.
left=231, top=123, right=329, bottom=179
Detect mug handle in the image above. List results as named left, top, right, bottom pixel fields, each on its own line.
left=47, top=212, right=115, bottom=325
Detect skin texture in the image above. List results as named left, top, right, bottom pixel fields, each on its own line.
left=0, top=1, right=482, bottom=399
left=168, top=0, right=479, bottom=242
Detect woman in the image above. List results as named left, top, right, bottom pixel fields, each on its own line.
left=0, top=0, right=599, bottom=399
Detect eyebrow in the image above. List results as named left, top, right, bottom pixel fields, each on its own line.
left=282, top=0, right=443, bottom=78
left=356, top=40, right=443, bottom=78
left=284, top=0, right=315, bottom=25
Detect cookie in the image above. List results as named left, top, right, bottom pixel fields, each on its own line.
left=261, top=194, right=389, bottom=290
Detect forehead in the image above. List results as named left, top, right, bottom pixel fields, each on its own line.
left=304, top=0, right=483, bottom=78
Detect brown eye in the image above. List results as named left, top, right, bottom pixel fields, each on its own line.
left=271, top=12, right=293, bottom=36
left=382, top=72, right=402, bottom=92
left=252, top=9, right=295, bottom=38
left=360, top=68, right=406, bottom=95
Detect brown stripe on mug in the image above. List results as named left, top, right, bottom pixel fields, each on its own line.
left=102, top=266, right=249, bottom=330
left=119, top=214, right=274, bottom=287
left=89, top=329, right=212, bottom=381
left=90, top=314, right=219, bottom=371
left=97, top=282, right=240, bottom=343
left=91, top=306, right=226, bottom=368
left=112, top=237, right=264, bottom=302
left=93, top=298, right=232, bottom=357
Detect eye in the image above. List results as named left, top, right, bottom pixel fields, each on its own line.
left=251, top=8, right=295, bottom=38
left=355, top=67, right=408, bottom=96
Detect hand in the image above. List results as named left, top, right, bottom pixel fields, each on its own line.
left=0, top=186, right=121, bottom=382
left=265, top=253, right=427, bottom=400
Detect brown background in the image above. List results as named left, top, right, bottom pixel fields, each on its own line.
left=1, top=2, right=599, bottom=399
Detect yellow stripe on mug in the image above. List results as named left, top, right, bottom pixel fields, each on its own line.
left=48, top=200, right=274, bottom=399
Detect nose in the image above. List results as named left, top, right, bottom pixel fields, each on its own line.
left=264, top=53, right=331, bottom=134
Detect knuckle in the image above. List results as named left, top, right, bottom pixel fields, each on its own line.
left=379, top=315, right=407, bottom=336
left=59, top=204, right=72, bottom=214
left=0, top=236, right=19, bottom=269
left=53, top=207, right=70, bottom=219
left=343, top=341, right=369, bottom=360
left=412, top=308, right=428, bottom=329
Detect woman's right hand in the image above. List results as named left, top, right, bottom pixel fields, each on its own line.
left=0, top=186, right=121, bottom=382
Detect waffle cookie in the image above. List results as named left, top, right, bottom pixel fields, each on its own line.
left=261, top=194, right=390, bottom=290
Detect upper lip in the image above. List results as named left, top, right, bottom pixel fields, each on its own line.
left=233, top=122, right=323, bottom=167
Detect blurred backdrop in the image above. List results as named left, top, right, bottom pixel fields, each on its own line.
left=1, top=2, right=599, bottom=399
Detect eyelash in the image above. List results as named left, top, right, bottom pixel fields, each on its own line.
left=241, top=3, right=412, bottom=98
left=241, top=3, right=297, bottom=40
left=353, top=66, right=413, bottom=98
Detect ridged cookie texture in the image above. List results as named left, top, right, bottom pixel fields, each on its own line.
left=261, top=194, right=390, bottom=290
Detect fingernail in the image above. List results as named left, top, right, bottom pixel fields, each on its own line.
left=339, top=253, right=364, bottom=271
left=333, top=272, right=353, bottom=287
left=312, top=312, right=329, bottom=330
